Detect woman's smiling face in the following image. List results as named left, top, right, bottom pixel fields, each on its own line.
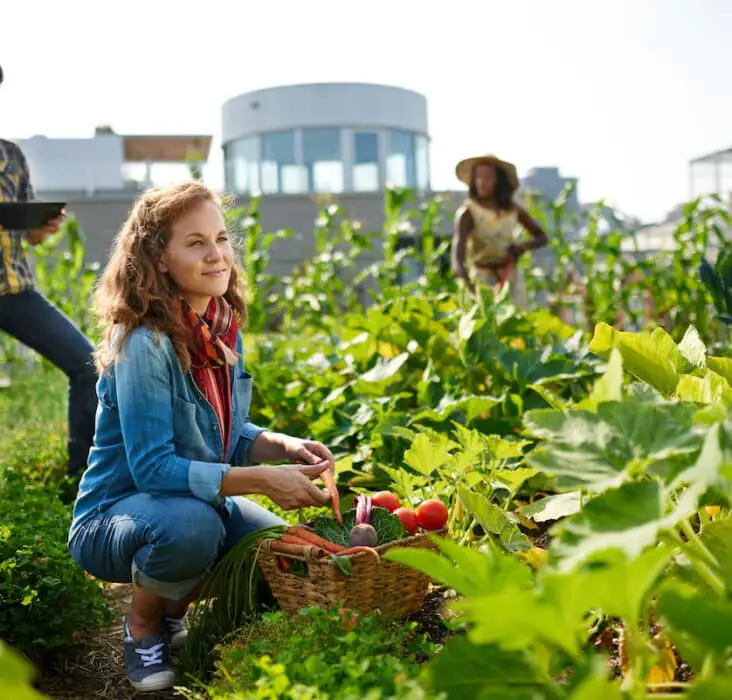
left=159, top=199, right=234, bottom=314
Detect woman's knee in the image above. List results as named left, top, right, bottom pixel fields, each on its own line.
left=218, top=497, right=287, bottom=559
left=70, top=497, right=227, bottom=597
left=134, top=499, right=226, bottom=587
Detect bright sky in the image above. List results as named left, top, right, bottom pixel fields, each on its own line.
left=3, top=0, right=731, bottom=223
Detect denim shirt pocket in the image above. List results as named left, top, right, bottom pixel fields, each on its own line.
left=172, top=397, right=209, bottom=456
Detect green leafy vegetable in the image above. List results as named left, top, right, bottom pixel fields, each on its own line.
left=313, top=506, right=406, bottom=547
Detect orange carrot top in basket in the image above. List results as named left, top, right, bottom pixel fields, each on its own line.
left=321, top=468, right=343, bottom=526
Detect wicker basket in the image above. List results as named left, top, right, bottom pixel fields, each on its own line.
left=257, top=530, right=441, bottom=619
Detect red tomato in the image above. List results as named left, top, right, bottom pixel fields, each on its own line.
left=394, top=507, right=419, bottom=535
left=371, top=491, right=401, bottom=513
left=416, top=499, right=449, bottom=531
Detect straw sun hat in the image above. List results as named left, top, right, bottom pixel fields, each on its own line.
left=455, top=154, right=519, bottom=191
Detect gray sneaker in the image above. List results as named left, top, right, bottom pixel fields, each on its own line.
left=164, top=613, right=188, bottom=650
left=123, top=618, right=175, bottom=692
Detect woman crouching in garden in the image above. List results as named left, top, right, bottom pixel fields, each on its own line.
left=68, top=181, right=335, bottom=692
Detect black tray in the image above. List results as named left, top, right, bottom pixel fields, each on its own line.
left=0, top=202, right=66, bottom=230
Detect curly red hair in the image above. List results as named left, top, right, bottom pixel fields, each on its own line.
left=94, top=181, right=247, bottom=372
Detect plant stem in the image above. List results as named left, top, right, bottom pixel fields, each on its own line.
left=676, top=520, right=725, bottom=596
left=458, top=517, right=478, bottom=546
left=626, top=622, right=650, bottom=700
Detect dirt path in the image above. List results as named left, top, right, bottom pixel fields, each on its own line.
left=36, top=584, right=182, bottom=700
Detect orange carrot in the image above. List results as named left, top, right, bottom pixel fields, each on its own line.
left=321, top=469, right=343, bottom=526
left=269, top=541, right=327, bottom=559
left=280, top=533, right=317, bottom=547
left=336, top=546, right=380, bottom=559
left=288, top=526, right=345, bottom=554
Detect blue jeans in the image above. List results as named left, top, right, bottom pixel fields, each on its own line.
left=0, top=290, right=97, bottom=476
left=68, top=494, right=286, bottom=600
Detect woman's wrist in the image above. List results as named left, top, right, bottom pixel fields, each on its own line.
left=249, top=430, right=290, bottom=464
left=220, top=465, right=270, bottom=497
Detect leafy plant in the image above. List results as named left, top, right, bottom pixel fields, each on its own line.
left=183, top=607, right=434, bottom=700
left=700, top=250, right=732, bottom=326
left=0, top=470, right=111, bottom=659
left=312, top=506, right=406, bottom=547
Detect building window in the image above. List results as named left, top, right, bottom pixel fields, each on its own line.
left=353, top=132, right=380, bottom=192
left=261, top=130, right=305, bottom=194
left=224, top=148, right=235, bottom=194
left=225, top=137, right=259, bottom=195
left=416, top=135, right=430, bottom=192
left=302, top=128, right=343, bottom=193
left=386, top=130, right=416, bottom=189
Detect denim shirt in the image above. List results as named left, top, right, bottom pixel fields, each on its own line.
left=68, top=326, right=265, bottom=542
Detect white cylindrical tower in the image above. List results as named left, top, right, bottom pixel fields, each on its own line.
left=221, top=82, right=430, bottom=196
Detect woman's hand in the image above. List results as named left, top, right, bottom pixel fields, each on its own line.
left=260, top=463, right=331, bottom=510
left=506, top=243, right=527, bottom=261
left=282, top=436, right=335, bottom=471
left=251, top=432, right=335, bottom=473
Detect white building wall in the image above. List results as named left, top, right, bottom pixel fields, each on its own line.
left=222, top=82, right=429, bottom=142
left=16, top=134, right=125, bottom=194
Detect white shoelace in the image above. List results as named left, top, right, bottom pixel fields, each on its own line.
left=166, top=616, right=186, bottom=634
left=135, top=643, right=166, bottom=668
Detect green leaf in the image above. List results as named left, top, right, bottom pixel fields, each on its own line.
left=567, top=668, right=624, bottom=700
left=330, top=555, right=352, bottom=576
left=525, top=400, right=701, bottom=494
left=670, top=422, right=732, bottom=511
left=657, top=584, right=732, bottom=658
left=493, top=467, right=540, bottom=494
left=678, top=326, right=707, bottom=368
left=699, top=517, right=732, bottom=590
left=458, top=485, right=531, bottom=552
left=576, top=347, right=623, bottom=411
left=354, top=352, right=409, bottom=392
left=694, top=403, right=729, bottom=425
left=497, top=346, right=589, bottom=387
left=687, top=675, right=732, bottom=700
left=385, top=536, right=532, bottom=598
left=419, top=636, right=561, bottom=700
left=410, top=394, right=500, bottom=424
left=549, top=482, right=668, bottom=571
left=457, top=588, right=579, bottom=657
left=519, top=492, right=582, bottom=523
left=708, top=357, right=732, bottom=384
left=524, top=309, right=578, bottom=341
left=582, top=545, right=675, bottom=622
left=589, top=322, right=679, bottom=396
left=458, top=305, right=479, bottom=343
left=383, top=547, right=482, bottom=597
left=369, top=506, right=407, bottom=544
left=675, top=369, right=731, bottom=404
left=0, top=642, right=46, bottom=700
left=485, top=434, right=530, bottom=460
left=403, top=433, right=451, bottom=476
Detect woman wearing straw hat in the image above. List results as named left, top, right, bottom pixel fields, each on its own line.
left=451, top=154, right=548, bottom=307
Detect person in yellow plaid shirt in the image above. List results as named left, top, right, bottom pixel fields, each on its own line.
left=0, top=64, right=97, bottom=484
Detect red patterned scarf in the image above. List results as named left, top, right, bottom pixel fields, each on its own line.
left=180, top=297, right=239, bottom=458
